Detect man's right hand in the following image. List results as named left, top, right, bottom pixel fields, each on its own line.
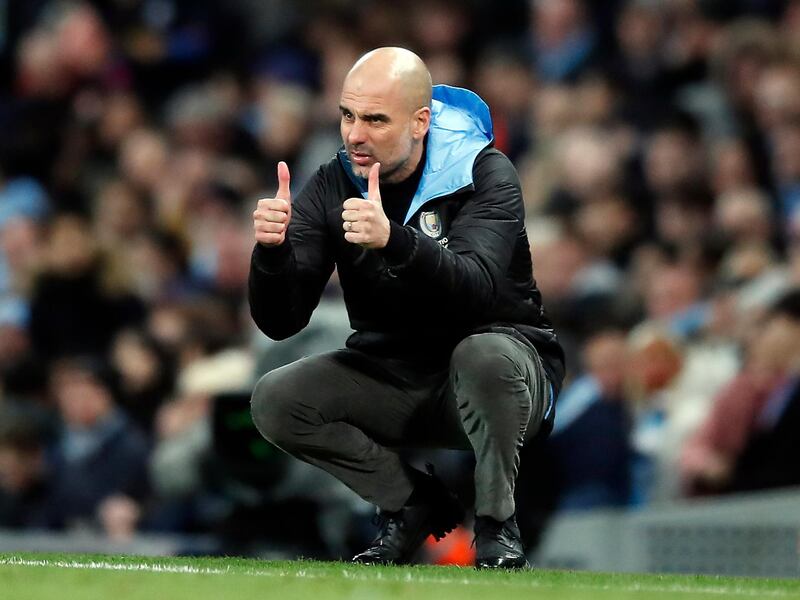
left=253, top=161, right=291, bottom=247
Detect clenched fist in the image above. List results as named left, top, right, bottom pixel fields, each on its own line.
left=253, top=161, right=291, bottom=247
left=342, top=162, right=391, bottom=249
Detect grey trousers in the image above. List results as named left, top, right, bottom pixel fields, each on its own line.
left=250, top=332, right=550, bottom=521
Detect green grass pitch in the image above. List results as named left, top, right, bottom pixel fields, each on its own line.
left=1, top=553, right=799, bottom=600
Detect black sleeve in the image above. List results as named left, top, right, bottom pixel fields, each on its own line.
left=248, top=167, right=335, bottom=340
left=378, top=220, right=415, bottom=265
left=385, top=149, right=524, bottom=316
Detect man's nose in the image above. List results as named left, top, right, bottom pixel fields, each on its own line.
left=348, top=119, right=368, bottom=145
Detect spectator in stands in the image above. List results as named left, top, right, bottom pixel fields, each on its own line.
left=709, top=139, right=759, bottom=197
left=529, top=0, right=600, bottom=82
left=45, top=357, right=149, bottom=537
left=0, top=407, right=51, bottom=528
left=625, top=322, right=735, bottom=505
left=642, top=260, right=707, bottom=338
left=681, top=288, right=800, bottom=494
left=110, top=328, right=176, bottom=432
left=473, top=49, right=536, bottom=162
left=610, top=0, right=672, bottom=131
left=548, top=330, right=632, bottom=510
left=28, top=213, right=144, bottom=361
left=770, top=122, right=800, bottom=232
left=732, top=290, right=800, bottom=492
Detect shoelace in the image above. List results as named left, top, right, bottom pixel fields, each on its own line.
left=371, top=511, right=404, bottom=545
left=368, top=464, right=441, bottom=546
left=471, top=519, right=515, bottom=550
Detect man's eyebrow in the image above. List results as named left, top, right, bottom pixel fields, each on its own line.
left=362, top=112, right=390, bottom=122
left=339, top=105, right=390, bottom=122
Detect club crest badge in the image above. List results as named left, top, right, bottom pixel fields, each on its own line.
left=419, top=211, right=442, bottom=239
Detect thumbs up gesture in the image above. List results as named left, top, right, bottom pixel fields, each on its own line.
left=342, top=162, right=391, bottom=249
left=254, top=162, right=292, bottom=247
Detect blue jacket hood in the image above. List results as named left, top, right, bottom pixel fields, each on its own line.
left=337, top=84, right=494, bottom=224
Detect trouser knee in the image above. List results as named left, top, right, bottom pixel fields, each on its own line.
left=250, top=365, right=304, bottom=448
left=450, top=333, right=531, bottom=411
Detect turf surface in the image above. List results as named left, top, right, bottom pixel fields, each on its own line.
left=1, top=553, right=799, bottom=600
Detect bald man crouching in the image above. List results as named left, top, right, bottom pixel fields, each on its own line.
left=249, top=47, right=564, bottom=569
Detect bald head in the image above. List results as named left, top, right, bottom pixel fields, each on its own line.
left=346, top=47, right=432, bottom=111
left=339, top=47, right=432, bottom=183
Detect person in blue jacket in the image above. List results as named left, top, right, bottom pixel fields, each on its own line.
left=249, top=47, right=564, bottom=569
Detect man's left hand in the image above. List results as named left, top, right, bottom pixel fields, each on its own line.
left=342, top=162, right=390, bottom=249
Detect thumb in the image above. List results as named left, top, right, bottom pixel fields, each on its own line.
left=368, top=162, right=381, bottom=202
left=276, top=161, right=291, bottom=201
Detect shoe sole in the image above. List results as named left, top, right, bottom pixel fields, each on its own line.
left=475, top=557, right=530, bottom=570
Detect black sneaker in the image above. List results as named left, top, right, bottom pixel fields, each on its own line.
left=474, top=514, right=529, bottom=569
left=352, top=466, right=465, bottom=565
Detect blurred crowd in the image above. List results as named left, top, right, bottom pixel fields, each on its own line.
left=1, top=0, right=800, bottom=560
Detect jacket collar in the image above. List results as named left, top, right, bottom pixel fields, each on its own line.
left=337, top=84, right=494, bottom=224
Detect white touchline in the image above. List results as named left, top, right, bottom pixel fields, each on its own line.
left=0, top=557, right=230, bottom=575
left=0, top=557, right=795, bottom=598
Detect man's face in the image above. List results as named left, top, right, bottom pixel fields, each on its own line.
left=52, top=368, right=113, bottom=429
left=0, top=446, right=42, bottom=492
left=339, top=76, right=422, bottom=182
left=748, top=314, right=800, bottom=373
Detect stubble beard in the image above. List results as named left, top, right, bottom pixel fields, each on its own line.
left=358, top=142, right=417, bottom=183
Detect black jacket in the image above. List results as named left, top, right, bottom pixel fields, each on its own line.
left=249, top=147, right=565, bottom=401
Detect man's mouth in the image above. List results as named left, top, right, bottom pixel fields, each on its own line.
left=350, top=150, right=372, bottom=166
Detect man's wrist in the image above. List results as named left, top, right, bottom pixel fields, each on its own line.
left=379, top=221, right=414, bottom=265
left=252, top=239, right=292, bottom=273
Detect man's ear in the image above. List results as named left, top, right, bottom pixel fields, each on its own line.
left=413, top=107, right=431, bottom=140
